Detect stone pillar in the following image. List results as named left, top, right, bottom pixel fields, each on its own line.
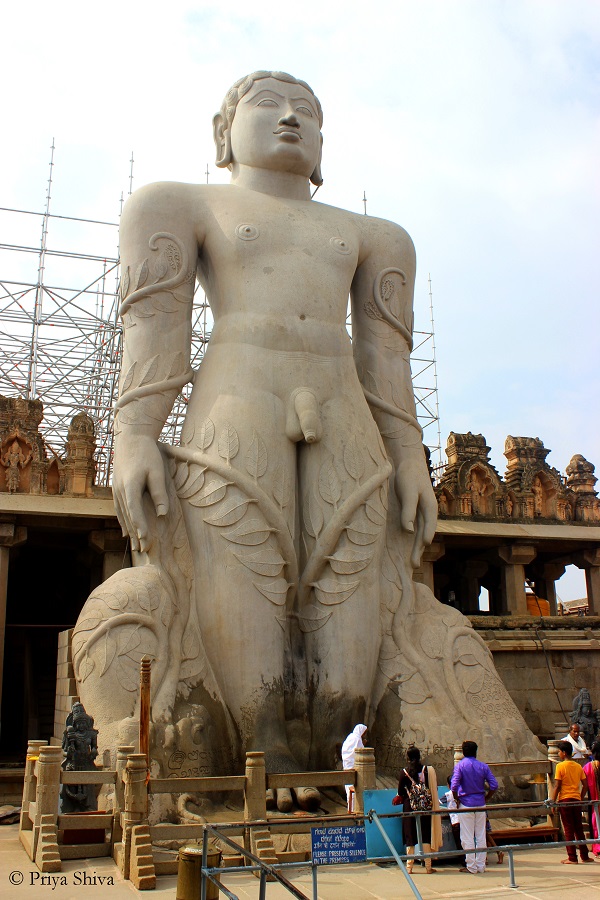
left=0, top=522, right=27, bottom=731
left=413, top=541, right=445, bottom=593
left=535, top=563, right=565, bottom=616
left=114, top=744, right=135, bottom=844
left=19, top=739, right=47, bottom=839
left=89, top=528, right=131, bottom=581
left=244, top=751, right=267, bottom=822
left=571, top=549, right=600, bottom=616
left=547, top=740, right=561, bottom=830
left=354, top=747, right=376, bottom=815
left=498, top=545, right=537, bottom=615
left=121, top=754, right=149, bottom=879
left=32, top=745, right=63, bottom=860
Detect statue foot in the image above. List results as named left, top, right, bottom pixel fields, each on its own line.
left=275, top=788, right=293, bottom=812
left=265, top=788, right=276, bottom=810
left=293, top=786, right=321, bottom=812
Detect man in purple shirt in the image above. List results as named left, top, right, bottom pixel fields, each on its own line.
left=451, top=740, right=498, bottom=874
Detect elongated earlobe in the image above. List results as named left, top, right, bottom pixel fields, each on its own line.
left=310, top=134, right=324, bottom=187
left=213, top=113, right=233, bottom=169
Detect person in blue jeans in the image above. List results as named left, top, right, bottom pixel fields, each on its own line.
left=451, top=740, right=498, bottom=874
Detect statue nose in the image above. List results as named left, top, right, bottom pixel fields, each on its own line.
left=279, top=111, right=299, bottom=126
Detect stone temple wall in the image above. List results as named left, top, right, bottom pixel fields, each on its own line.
left=474, top=616, right=600, bottom=742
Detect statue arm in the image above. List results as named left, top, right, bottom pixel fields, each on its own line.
left=113, top=182, right=200, bottom=552
left=351, top=219, right=437, bottom=565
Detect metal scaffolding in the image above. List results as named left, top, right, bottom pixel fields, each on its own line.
left=0, top=155, right=439, bottom=485
left=0, top=144, right=210, bottom=485
left=412, top=274, right=443, bottom=470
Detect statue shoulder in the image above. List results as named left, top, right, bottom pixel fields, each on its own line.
left=120, top=182, right=214, bottom=246
left=121, top=181, right=211, bottom=227
left=351, top=212, right=415, bottom=268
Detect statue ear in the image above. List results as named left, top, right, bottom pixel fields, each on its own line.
left=310, top=133, right=324, bottom=187
left=213, top=113, right=232, bottom=169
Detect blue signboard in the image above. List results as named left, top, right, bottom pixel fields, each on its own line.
left=311, top=825, right=367, bottom=865
left=363, top=789, right=404, bottom=859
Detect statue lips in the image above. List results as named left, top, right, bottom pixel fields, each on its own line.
left=273, top=127, right=302, bottom=142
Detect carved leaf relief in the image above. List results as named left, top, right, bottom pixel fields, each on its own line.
left=419, top=627, right=445, bottom=660
left=168, top=350, right=184, bottom=378
left=78, top=656, right=95, bottom=683
left=116, top=658, right=138, bottom=693
left=188, top=480, right=230, bottom=508
left=457, top=662, right=486, bottom=696
left=174, top=462, right=190, bottom=491
left=365, top=497, right=386, bottom=526
left=312, top=578, right=359, bottom=605
left=138, top=355, right=160, bottom=387
left=176, top=466, right=206, bottom=499
left=318, top=460, right=342, bottom=508
left=198, top=418, right=215, bottom=451
left=346, top=521, right=380, bottom=545
left=254, top=578, right=290, bottom=606
left=326, top=548, right=372, bottom=575
left=298, top=603, right=332, bottom=633
left=233, top=547, right=286, bottom=577
left=120, top=267, right=130, bottom=302
left=153, top=253, right=169, bottom=283
left=100, top=631, right=117, bottom=676
left=121, top=362, right=136, bottom=393
left=344, top=437, right=365, bottom=483
left=204, top=497, right=257, bottom=527
left=246, top=431, right=268, bottom=481
left=135, top=259, right=149, bottom=290
left=394, top=671, right=431, bottom=705
left=182, top=626, right=200, bottom=661
left=272, top=464, right=290, bottom=510
left=224, top=518, right=274, bottom=545
left=103, top=590, right=129, bottom=611
left=307, top=489, right=324, bottom=538
left=218, top=423, right=240, bottom=465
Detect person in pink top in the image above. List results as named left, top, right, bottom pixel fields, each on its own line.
left=582, top=741, right=600, bottom=861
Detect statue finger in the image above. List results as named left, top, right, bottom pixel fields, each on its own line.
left=410, top=508, right=425, bottom=569
left=421, top=494, right=438, bottom=546
left=123, top=488, right=147, bottom=552
left=147, top=466, right=169, bottom=519
left=397, top=478, right=418, bottom=533
left=113, top=492, right=130, bottom=540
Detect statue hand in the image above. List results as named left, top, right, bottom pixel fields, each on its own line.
left=112, top=431, right=169, bottom=553
left=394, top=449, right=437, bottom=568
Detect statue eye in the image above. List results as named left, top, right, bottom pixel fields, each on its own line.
left=297, top=105, right=313, bottom=117
left=257, top=98, right=278, bottom=108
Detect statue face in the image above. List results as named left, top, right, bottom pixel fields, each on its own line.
left=229, top=77, right=322, bottom=178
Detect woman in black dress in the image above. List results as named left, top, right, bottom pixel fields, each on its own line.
left=396, top=746, right=440, bottom=874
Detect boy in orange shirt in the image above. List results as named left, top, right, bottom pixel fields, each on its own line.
left=550, top=740, right=592, bottom=864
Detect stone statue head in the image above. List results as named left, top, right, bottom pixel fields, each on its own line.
left=213, top=70, right=324, bottom=186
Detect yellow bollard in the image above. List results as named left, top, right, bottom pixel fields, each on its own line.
left=176, top=843, right=222, bottom=900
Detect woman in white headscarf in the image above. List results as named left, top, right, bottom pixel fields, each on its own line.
left=341, top=724, right=367, bottom=810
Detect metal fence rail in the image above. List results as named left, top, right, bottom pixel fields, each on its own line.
left=195, top=798, right=600, bottom=900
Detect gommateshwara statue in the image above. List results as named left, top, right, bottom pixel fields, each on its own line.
left=59, top=702, right=99, bottom=814
left=72, top=70, right=541, bottom=806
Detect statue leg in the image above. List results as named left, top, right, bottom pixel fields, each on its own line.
left=178, top=389, right=300, bottom=771
left=296, top=393, right=390, bottom=767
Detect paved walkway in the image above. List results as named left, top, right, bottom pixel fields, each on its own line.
left=2, top=824, right=599, bottom=900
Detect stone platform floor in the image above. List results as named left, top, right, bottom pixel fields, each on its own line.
left=1, top=824, right=599, bottom=899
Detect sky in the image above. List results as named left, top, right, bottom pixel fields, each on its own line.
left=2, top=0, right=599, bottom=599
